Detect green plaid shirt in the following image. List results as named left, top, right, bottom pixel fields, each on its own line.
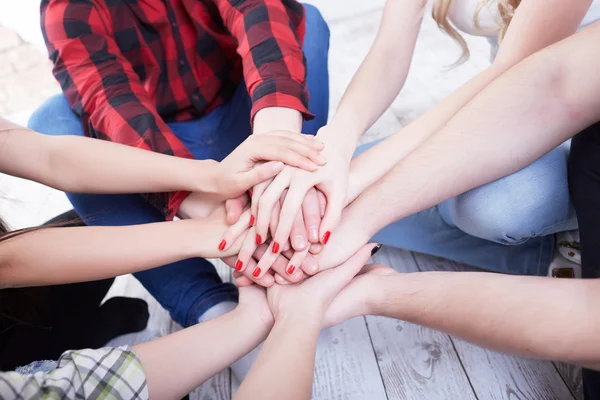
left=0, top=346, right=148, bottom=399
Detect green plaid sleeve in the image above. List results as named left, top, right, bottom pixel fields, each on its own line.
left=0, top=346, right=148, bottom=399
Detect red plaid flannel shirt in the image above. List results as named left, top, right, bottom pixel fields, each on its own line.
left=41, top=0, right=311, bottom=219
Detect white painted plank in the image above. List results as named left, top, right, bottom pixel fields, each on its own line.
left=366, top=248, right=476, bottom=400
left=312, top=317, right=388, bottom=400
left=303, top=0, right=385, bottom=23
left=413, top=253, right=575, bottom=399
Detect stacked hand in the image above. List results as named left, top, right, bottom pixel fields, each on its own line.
left=233, top=244, right=390, bottom=332
left=217, top=126, right=357, bottom=284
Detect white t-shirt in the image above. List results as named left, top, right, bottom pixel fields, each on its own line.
left=447, top=0, right=600, bottom=60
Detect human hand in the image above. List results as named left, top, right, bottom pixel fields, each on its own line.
left=235, top=284, right=274, bottom=331
left=263, top=244, right=379, bottom=323
left=250, top=126, right=353, bottom=278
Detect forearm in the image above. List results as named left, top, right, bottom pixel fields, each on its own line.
left=236, top=310, right=321, bottom=400
left=0, top=122, right=217, bottom=195
left=350, top=28, right=600, bottom=233
left=375, top=271, right=600, bottom=368
left=347, top=64, right=507, bottom=202
left=135, top=307, right=270, bottom=400
left=329, top=0, right=426, bottom=146
left=0, top=215, right=241, bottom=287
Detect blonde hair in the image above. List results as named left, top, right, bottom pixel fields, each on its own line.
left=431, top=0, right=521, bottom=64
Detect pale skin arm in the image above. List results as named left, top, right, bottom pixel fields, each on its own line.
left=369, top=270, right=600, bottom=370
left=324, top=0, right=426, bottom=147
left=349, top=22, right=600, bottom=239
left=347, top=0, right=593, bottom=200
left=0, top=119, right=214, bottom=195
left=0, top=209, right=244, bottom=288
left=134, top=287, right=272, bottom=400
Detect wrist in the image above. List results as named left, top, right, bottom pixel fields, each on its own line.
left=317, top=121, right=359, bottom=159
left=235, top=303, right=274, bottom=336
left=253, top=107, right=303, bottom=134
left=190, top=159, right=221, bottom=194
left=277, top=304, right=324, bottom=328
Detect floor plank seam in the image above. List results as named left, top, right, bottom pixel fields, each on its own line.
left=448, top=336, right=480, bottom=400
left=363, top=316, right=391, bottom=400
left=552, top=362, right=578, bottom=400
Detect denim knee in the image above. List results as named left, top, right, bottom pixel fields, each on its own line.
left=440, top=145, right=575, bottom=245
left=28, top=94, right=84, bottom=137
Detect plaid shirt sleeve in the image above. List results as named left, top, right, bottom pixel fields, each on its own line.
left=214, top=0, right=314, bottom=123
left=0, top=347, right=148, bottom=399
left=42, top=0, right=193, bottom=219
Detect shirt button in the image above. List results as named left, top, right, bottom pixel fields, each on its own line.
left=179, top=58, right=185, bottom=67
left=171, top=21, right=177, bottom=29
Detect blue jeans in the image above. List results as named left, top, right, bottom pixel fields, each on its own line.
left=354, top=139, right=577, bottom=276
left=28, top=4, right=330, bottom=328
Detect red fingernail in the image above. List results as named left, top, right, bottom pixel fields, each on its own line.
left=253, top=267, right=261, bottom=277
left=256, top=234, right=262, bottom=245
left=235, top=260, right=243, bottom=271
left=218, top=240, right=226, bottom=251
left=250, top=215, right=255, bottom=226
left=272, top=242, right=280, bottom=253
left=322, top=231, right=331, bottom=244
left=287, top=265, right=296, bottom=275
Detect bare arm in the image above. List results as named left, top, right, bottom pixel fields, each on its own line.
left=348, top=0, right=593, bottom=200
left=324, top=0, right=426, bottom=146
left=0, top=119, right=214, bottom=195
left=371, top=270, right=600, bottom=369
left=134, top=289, right=272, bottom=400
left=0, top=209, right=243, bottom=288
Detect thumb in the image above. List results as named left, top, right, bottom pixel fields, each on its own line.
left=225, top=195, right=249, bottom=225
left=237, top=161, right=284, bottom=193
left=319, top=186, right=345, bottom=244
left=331, top=244, right=381, bottom=285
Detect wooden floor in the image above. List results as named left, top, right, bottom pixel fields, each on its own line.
left=1, top=1, right=583, bottom=399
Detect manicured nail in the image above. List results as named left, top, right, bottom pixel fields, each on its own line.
left=256, top=234, right=262, bottom=245
left=250, top=215, right=255, bottom=226
left=272, top=242, right=280, bottom=253
left=287, top=265, right=296, bottom=275
left=218, top=240, right=226, bottom=251
left=253, top=267, right=261, bottom=278
left=272, top=161, right=284, bottom=172
left=322, top=231, right=331, bottom=244
left=235, top=260, right=243, bottom=271
left=293, top=235, right=307, bottom=250
left=371, top=244, right=383, bottom=256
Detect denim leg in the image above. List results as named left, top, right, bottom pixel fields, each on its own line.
left=28, top=94, right=238, bottom=327
left=302, top=3, right=330, bottom=134
left=353, top=138, right=573, bottom=275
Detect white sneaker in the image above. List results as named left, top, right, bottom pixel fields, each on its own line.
left=548, top=230, right=581, bottom=279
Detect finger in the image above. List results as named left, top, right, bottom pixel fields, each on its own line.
left=274, top=271, right=307, bottom=285
left=290, top=208, right=308, bottom=252
left=255, top=137, right=327, bottom=170
left=235, top=275, right=256, bottom=287
left=233, top=226, right=260, bottom=273
left=319, top=185, right=345, bottom=245
left=256, top=171, right=291, bottom=246
left=235, top=161, right=285, bottom=193
left=317, top=189, right=327, bottom=218
left=251, top=242, right=303, bottom=283
left=284, top=247, right=309, bottom=277
left=269, top=197, right=282, bottom=240
left=300, top=252, right=319, bottom=276
left=329, top=244, right=381, bottom=287
left=250, top=178, right=271, bottom=228
left=302, top=188, right=321, bottom=244
left=272, top=185, right=310, bottom=255
left=236, top=255, right=275, bottom=287
left=309, top=243, right=324, bottom=255
left=225, top=194, right=250, bottom=225
left=219, top=210, right=252, bottom=252
left=268, top=130, right=325, bottom=150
